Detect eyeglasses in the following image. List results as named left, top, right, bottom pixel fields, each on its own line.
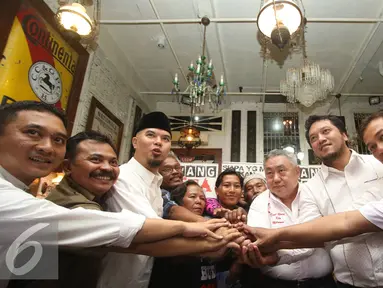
left=161, top=166, right=183, bottom=175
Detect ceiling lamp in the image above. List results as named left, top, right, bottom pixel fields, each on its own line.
left=257, top=0, right=303, bottom=49
left=172, top=17, right=226, bottom=112
left=178, top=126, right=202, bottom=150
left=279, top=23, right=335, bottom=107
left=178, top=103, right=202, bottom=149
left=56, top=3, right=93, bottom=39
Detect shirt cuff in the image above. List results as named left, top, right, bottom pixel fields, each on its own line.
left=112, top=209, right=146, bottom=248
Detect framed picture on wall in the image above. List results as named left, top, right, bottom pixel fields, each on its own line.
left=0, top=0, right=89, bottom=134
left=86, top=97, right=124, bottom=156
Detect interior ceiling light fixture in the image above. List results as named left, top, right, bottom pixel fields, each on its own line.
left=56, top=2, right=93, bottom=39
left=257, top=0, right=303, bottom=49
left=279, top=16, right=335, bottom=107
left=177, top=104, right=202, bottom=150
left=172, top=16, right=226, bottom=112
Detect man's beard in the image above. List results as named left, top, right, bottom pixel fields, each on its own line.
left=148, top=158, right=162, bottom=168
left=321, top=145, right=346, bottom=167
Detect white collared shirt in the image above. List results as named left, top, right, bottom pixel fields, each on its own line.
left=360, top=200, right=383, bottom=230
left=98, top=157, right=164, bottom=288
left=0, top=166, right=145, bottom=287
left=247, top=186, right=333, bottom=281
left=301, top=151, right=383, bottom=287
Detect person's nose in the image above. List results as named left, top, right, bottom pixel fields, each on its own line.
left=36, top=137, right=54, bottom=155
left=100, top=161, right=113, bottom=171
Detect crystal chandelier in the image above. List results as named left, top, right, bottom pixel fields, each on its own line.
left=279, top=26, right=335, bottom=107
left=172, top=17, right=226, bottom=112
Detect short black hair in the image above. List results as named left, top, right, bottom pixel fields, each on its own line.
left=305, top=115, right=347, bottom=146
left=0, top=101, right=67, bottom=135
left=65, top=130, right=117, bottom=160
left=171, top=180, right=201, bottom=206
left=359, top=110, right=383, bottom=139
left=215, top=168, right=244, bottom=189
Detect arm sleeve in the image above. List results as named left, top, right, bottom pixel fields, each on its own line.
left=161, top=189, right=177, bottom=219
left=298, top=185, right=324, bottom=223
left=0, top=180, right=145, bottom=248
left=359, top=200, right=383, bottom=230
left=205, top=198, right=222, bottom=216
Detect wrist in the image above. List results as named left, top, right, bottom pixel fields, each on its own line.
left=177, top=221, right=187, bottom=236
left=275, top=228, right=284, bottom=241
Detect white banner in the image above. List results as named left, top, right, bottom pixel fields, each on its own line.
left=222, top=162, right=321, bottom=183
left=180, top=163, right=219, bottom=198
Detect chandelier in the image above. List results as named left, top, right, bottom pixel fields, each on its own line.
left=265, top=1, right=335, bottom=107
left=172, top=17, right=226, bottom=112
left=279, top=26, right=335, bottom=107
left=177, top=104, right=202, bottom=150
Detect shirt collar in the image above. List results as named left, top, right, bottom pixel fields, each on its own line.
left=131, top=157, right=163, bottom=187
left=321, top=150, right=362, bottom=180
left=269, top=183, right=301, bottom=205
left=62, top=175, right=98, bottom=202
left=0, top=165, right=29, bottom=191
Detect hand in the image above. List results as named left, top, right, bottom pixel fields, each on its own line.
left=241, top=243, right=279, bottom=268
left=182, top=218, right=229, bottom=239
left=214, top=207, right=247, bottom=224
left=243, top=225, right=280, bottom=253
left=200, top=227, right=245, bottom=259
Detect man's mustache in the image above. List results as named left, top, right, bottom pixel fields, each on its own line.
left=90, top=170, right=117, bottom=180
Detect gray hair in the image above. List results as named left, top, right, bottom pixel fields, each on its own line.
left=167, top=151, right=181, bottom=163
left=264, top=149, right=298, bottom=167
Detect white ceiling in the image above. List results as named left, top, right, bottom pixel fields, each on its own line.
left=99, top=0, right=383, bottom=104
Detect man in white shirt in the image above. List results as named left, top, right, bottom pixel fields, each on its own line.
left=247, top=149, right=335, bottom=288
left=298, top=115, right=383, bottom=288
left=242, top=111, right=383, bottom=251
left=243, top=115, right=383, bottom=288
left=99, top=112, right=240, bottom=288
left=0, top=102, right=238, bottom=286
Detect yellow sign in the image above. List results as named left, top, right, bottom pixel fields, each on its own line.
left=0, top=2, right=79, bottom=110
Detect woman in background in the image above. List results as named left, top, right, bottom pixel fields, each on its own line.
left=149, top=180, right=217, bottom=288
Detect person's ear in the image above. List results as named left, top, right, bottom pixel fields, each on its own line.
left=342, top=132, right=349, bottom=142
left=295, top=165, right=301, bottom=178
left=132, top=137, right=138, bottom=149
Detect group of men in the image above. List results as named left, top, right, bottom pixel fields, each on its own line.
left=0, top=101, right=243, bottom=288
left=1, top=100, right=383, bottom=288
left=241, top=112, right=383, bottom=288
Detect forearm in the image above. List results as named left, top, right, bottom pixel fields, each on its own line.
left=127, top=237, right=215, bottom=257
left=132, top=218, right=185, bottom=243
left=168, top=206, right=206, bottom=222
left=277, top=211, right=379, bottom=246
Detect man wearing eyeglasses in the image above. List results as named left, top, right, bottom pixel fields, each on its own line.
left=159, top=152, right=207, bottom=222
left=242, top=115, right=383, bottom=288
